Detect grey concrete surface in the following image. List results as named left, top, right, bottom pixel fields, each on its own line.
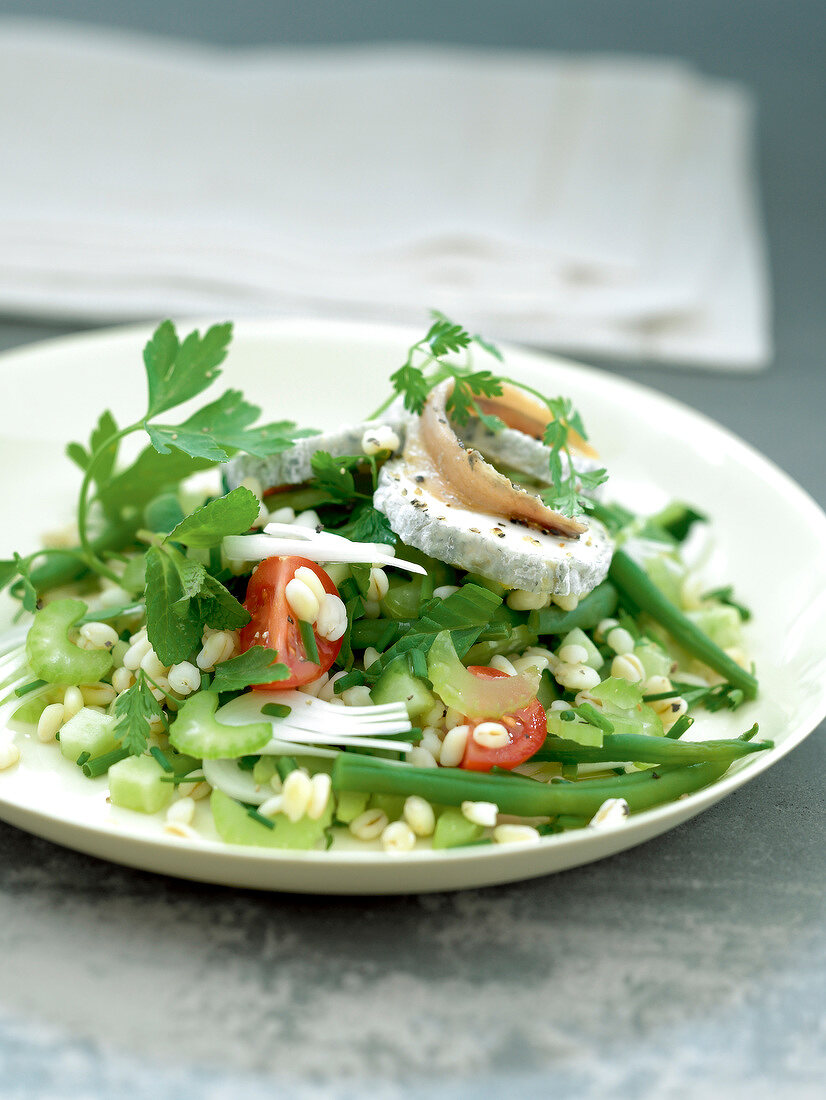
left=0, top=3, right=824, bottom=1098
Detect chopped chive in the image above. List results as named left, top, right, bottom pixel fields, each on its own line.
left=409, top=648, right=428, bottom=681
left=160, top=774, right=207, bottom=784
left=559, top=710, right=576, bottom=722
left=261, top=703, right=292, bottom=719
left=14, top=679, right=48, bottom=697
left=246, top=806, right=275, bottom=830
left=298, top=618, right=320, bottom=665
left=149, top=746, right=174, bottom=772
left=376, top=621, right=398, bottom=651
left=76, top=751, right=91, bottom=767
left=276, top=756, right=299, bottom=781
left=665, top=714, right=694, bottom=740
left=237, top=755, right=260, bottom=771
left=738, top=722, right=760, bottom=742
left=82, top=747, right=130, bottom=777
left=574, top=702, right=615, bottom=733
left=333, top=669, right=366, bottom=694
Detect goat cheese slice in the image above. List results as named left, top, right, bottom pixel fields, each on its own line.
left=373, top=459, right=613, bottom=596
left=461, top=420, right=605, bottom=488
left=224, top=413, right=409, bottom=490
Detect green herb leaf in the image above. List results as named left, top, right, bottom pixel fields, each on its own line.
left=363, top=583, right=501, bottom=682
left=146, top=424, right=230, bottom=462
left=112, top=673, right=164, bottom=756
left=11, top=553, right=37, bottom=612
left=172, top=555, right=250, bottom=632
left=165, top=487, right=260, bottom=548
left=143, top=320, right=232, bottom=419
left=210, top=647, right=291, bottom=692
left=0, top=558, right=18, bottom=591
left=98, top=446, right=217, bottom=516
left=66, top=410, right=120, bottom=486
left=310, top=451, right=361, bottom=502
left=425, top=316, right=472, bottom=357
left=144, top=546, right=204, bottom=665
left=337, top=505, right=396, bottom=546
left=388, top=364, right=432, bottom=415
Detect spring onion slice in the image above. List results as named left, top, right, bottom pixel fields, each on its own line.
left=221, top=526, right=425, bottom=575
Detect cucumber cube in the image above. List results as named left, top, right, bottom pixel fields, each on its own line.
left=335, top=790, right=370, bottom=824
left=635, top=639, right=673, bottom=679
left=109, top=754, right=174, bottom=814
left=369, top=792, right=406, bottom=821
left=211, top=789, right=333, bottom=849
left=59, top=708, right=120, bottom=764
left=371, top=659, right=437, bottom=721
left=432, top=807, right=484, bottom=849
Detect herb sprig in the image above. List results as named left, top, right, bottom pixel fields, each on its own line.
left=370, top=311, right=606, bottom=517
left=0, top=320, right=312, bottom=655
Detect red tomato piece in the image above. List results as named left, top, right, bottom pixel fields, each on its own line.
left=240, top=556, right=343, bottom=690
left=460, top=666, right=547, bottom=772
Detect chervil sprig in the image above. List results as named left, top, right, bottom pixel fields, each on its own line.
left=371, top=311, right=606, bottom=518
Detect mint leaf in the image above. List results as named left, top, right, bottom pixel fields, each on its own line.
left=165, top=488, right=259, bottom=548
left=144, top=321, right=232, bottom=419
left=144, top=546, right=203, bottom=665
left=193, top=573, right=250, bottom=631
left=210, top=647, right=290, bottom=692
left=113, top=673, right=164, bottom=756
left=170, top=555, right=250, bottom=632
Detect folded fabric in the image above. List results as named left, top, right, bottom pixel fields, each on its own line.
left=0, top=20, right=771, bottom=369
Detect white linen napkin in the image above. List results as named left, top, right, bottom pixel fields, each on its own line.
left=0, top=20, right=771, bottom=369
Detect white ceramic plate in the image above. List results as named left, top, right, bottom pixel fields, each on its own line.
left=1, top=318, right=825, bottom=894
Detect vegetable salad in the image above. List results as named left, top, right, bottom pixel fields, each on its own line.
left=0, top=317, right=765, bottom=853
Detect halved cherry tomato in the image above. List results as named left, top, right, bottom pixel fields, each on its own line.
left=240, top=556, right=342, bottom=690
left=460, top=666, right=547, bottom=772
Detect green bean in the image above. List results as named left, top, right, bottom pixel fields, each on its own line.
left=333, top=754, right=732, bottom=818
left=531, top=732, right=772, bottom=766
left=528, top=581, right=618, bottom=636
left=608, top=551, right=758, bottom=699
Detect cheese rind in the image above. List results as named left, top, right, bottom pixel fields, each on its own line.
left=225, top=415, right=408, bottom=490
left=461, top=421, right=605, bottom=488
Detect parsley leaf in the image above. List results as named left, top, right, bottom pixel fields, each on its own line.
left=143, top=321, right=232, bottom=419
left=66, top=410, right=120, bottom=486
left=210, top=647, right=290, bottom=692
left=112, top=673, right=164, bottom=756
left=97, top=446, right=216, bottom=516
left=336, top=504, right=396, bottom=546
left=147, top=389, right=312, bottom=463
left=11, top=553, right=37, bottom=612
left=165, top=487, right=260, bottom=548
